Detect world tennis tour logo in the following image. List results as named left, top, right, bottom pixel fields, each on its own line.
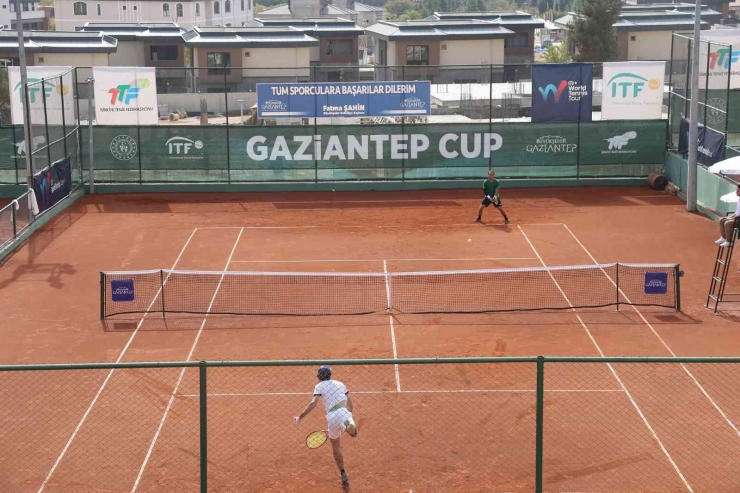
left=537, top=80, right=568, bottom=103
left=606, top=73, right=661, bottom=99
left=108, top=78, right=150, bottom=105
left=538, top=80, right=588, bottom=103
left=111, top=280, right=135, bottom=302
left=644, top=272, right=668, bottom=295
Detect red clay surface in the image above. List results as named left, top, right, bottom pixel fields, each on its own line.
left=1, top=186, right=740, bottom=492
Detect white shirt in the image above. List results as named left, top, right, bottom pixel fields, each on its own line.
left=734, top=200, right=740, bottom=216
left=314, top=380, right=349, bottom=412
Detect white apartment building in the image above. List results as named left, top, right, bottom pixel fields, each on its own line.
left=53, top=0, right=252, bottom=31
left=0, top=0, right=48, bottom=30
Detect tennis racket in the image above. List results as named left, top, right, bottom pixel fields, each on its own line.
left=306, top=430, right=328, bottom=449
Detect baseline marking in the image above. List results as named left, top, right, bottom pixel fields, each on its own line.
left=230, top=257, right=537, bottom=263
left=384, top=259, right=402, bottom=392
left=562, top=223, right=740, bottom=441
left=518, top=225, right=693, bottom=493
left=176, top=389, right=625, bottom=398
left=132, top=227, right=244, bottom=492
left=38, top=228, right=200, bottom=493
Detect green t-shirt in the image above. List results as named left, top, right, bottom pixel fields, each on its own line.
left=483, top=179, right=500, bottom=198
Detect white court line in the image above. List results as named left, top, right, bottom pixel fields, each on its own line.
left=230, top=257, right=537, bottom=263
left=562, top=223, right=740, bottom=442
left=384, top=260, right=402, bottom=392
left=198, top=223, right=565, bottom=230
left=37, top=228, right=200, bottom=493
left=197, top=226, right=319, bottom=230
left=176, top=389, right=625, bottom=398
left=131, top=228, right=244, bottom=493
left=518, top=225, right=693, bottom=493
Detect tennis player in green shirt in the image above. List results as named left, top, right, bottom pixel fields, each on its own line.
left=476, top=170, right=510, bottom=223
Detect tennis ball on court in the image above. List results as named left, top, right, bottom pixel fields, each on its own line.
left=467, top=238, right=472, bottom=243
left=332, top=189, right=335, bottom=192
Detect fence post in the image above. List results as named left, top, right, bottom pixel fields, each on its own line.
left=59, top=75, right=68, bottom=159
left=576, top=122, right=581, bottom=179
left=667, top=35, right=675, bottom=145
left=489, top=64, right=493, bottom=171
left=136, top=124, right=143, bottom=184
left=11, top=202, right=16, bottom=238
left=224, top=68, right=231, bottom=184
left=616, top=263, right=620, bottom=312
left=535, top=356, right=544, bottom=493
left=160, top=269, right=166, bottom=318
left=313, top=66, right=318, bottom=184
left=199, top=360, right=208, bottom=493
left=42, top=79, right=52, bottom=167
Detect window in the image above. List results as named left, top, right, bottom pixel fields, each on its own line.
left=122, top=5, right=126, bottom=9
left=244, top=51, right=250, bottom=57
left=97, top=3, right=101, bottom=15
left=226, top=22, right=231, bottom=26
left=214, top=1, right=219, bottom=13
left=504, top=33, right=528, bottom=49
left=326, top=39, right=353, bottom=56
left=22, top=2, right=29, bottom=11
left=207, top=52, right=231, bottom=75
left=37, top=56, right=44, bottom=63
left=406, top=45, right=428, bottom=65
left=241, top=0, right=244, bottom=10
left=9, top=2, right=14, bottom=12
left=176, top=3, right=183, bottom=16
left=73, top=1, right=87, bottom=15
left=133, top=5, right=136, bottom=9
left=196, top=3, right=200, bottom=15
left=150, top=45, right=178, bottom=61
left=163, top=3, right=169, bottom=16
left=630, top=35, right=637, bottom=41
left=224, top=0, right=230, bottom=12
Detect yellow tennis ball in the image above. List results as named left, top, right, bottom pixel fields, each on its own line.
left=467, top=238, right=472, bottom=243
left=648, top=78, right=660, bottom=90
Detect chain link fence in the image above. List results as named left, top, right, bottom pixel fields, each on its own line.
left=1, top=357, right=740, bottom=492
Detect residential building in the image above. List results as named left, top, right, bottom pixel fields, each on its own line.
left=555, top=9, right=714, bottom=61
left=76, top=22, right=188, bottom=91
left=365, top=19, right=515, bottom=83
left=622, top=0, right=734, bottom=21
left=181, top=25, right=316, bottom=91
left=0, top=0, right=48, bottom=30
left=252, top=18, right=364, bottom=80
left=0, top=30, right=117, bottom=66
left=53, top=0, right=253, bottom=32
left=730, top=0, right=740, bottom=21
left=424, top=11, right=545, bottom=65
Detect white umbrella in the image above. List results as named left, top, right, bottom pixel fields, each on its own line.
left=721, top=191, right=739, bottom=203
left=708, top=156, right=740, bottom=175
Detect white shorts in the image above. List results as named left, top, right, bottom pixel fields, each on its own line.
left=326, top=407, right=354, bottom=440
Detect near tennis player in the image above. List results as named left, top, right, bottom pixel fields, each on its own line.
left=295, top=366, right=358, bottom=487
left=476, top=170, right=510, bottom=224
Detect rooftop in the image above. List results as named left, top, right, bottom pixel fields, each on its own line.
left=555, top=6, right=719, bottom=31
left=182, top=25, right=318, bottom=47
left=425, top=11, right=545, bottom=28
left=76, top=22, right=186, bottom=41
left=366, top=19, right=516, bottom=40
left=0, top=30, right=118, bottom=53
left=252, top=17, right=365, bottom=36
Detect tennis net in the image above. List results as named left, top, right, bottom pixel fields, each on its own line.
left=100, top=263, right=680, bottom=318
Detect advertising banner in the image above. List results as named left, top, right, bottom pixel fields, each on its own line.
left=256, top=82, right=431, bottom=118
left=699, top=30, right=740, bottom=90
left=679, top=117, right=726, bottom=167
left=93, top=67, right=159, bottom=125
left=532, top=63, right=592, bottom=123
left=602, top=61, right=665, bottom=120
left=8, top=66, right=74, bottom=125
left=31, top=155, right=72, bottom=214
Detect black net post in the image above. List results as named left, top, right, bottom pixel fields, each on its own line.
left=160, top=269, right=166, bottom=318
left=100, top=272, right=106, bottom=319
left=675, top=264, right=682, bottom=312
left=616, top=263, right=620, bottom=311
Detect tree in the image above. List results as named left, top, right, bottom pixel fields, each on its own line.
left=542, top=40, right=572, bottom=62
left=568, top=0, right=621, bottom=62
left=385, top=0, right=421, bottom=19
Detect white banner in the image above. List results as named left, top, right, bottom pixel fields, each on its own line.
left=9, top=66, right=73, bottom=125
left=699, top=30, right=740, bottom=90
left=93, top=67, right=159, bottom=125
left=602, top=61, right=665, bottom=120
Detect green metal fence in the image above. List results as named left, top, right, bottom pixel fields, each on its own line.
left=1, top=356, right=740, bottom=492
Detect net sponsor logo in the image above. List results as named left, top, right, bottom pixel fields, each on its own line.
left=526, top=135, right=576, bottom=154
left=537, top=80, right=588, bottom=103
left=110, top=135, right=138, bottom=161
left=644, top=272, right=668, bottom=295
left=245, top=132, right=503, bottom=161
left=111, top=279, right=135, bottom=302
left=603, top=132, right=637, bottom=154
left=166, top=136, right=204, bottom=158
left=606, top=72, right=660, bottom=99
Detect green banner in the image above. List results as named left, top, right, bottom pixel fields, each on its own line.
left=78, top=121, right=668, bottom=182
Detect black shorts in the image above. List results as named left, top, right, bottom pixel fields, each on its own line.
left=482, top=196, right=501, bottom=208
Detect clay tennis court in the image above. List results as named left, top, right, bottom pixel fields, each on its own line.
left=2, top=186, right=740, bottom=492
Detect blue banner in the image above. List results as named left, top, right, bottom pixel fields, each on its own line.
left=32, top=155, right=71, bottom=214
left=644, top=272, right=668, bottom=295
left=111, top=279, right=135, bottom=302
left=679, top=117, right=726, bottom=166
left=532, top=63, right=593, bottom=123
left=256, top=82, right=431, bottom=118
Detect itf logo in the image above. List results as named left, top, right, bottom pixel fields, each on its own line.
left=709, top=48, right=740, bottom=70
left=537, top=80, right=568, bottom=103
left=605, top=131, right=637, bottom=150
left=644, top=272, right=668, bottom=295
left=108, top=78, right=150, bottom=105
left=606, top=73, right=660, bottom=98
left=14, top=78, right=55, bottom=104
left=111, top=279, right=135, bottom=302
left=166, top=136, right=204, bottom=155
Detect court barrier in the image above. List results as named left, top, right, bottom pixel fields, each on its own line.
left=664, top=151, right=738, bottom=218
left=2, top=357, right=740, bottom=492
